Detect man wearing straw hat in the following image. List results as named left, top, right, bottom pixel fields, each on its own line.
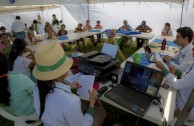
left=32, top=41, right=97, bottom=126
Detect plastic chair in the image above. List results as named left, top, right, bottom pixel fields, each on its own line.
left=0, top=107, right=42, bottom=126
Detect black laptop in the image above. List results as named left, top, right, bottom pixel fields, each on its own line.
left=104, top=61, right=164, bottom=117
left=144, top=45, right=156, bottom=63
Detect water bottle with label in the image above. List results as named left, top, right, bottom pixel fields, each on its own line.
left=161, top=38, right=166, bottom=51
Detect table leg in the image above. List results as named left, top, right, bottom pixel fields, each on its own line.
left=110, top=37, right=125, bottom=61
left=135, top=117, right=140, bottom=126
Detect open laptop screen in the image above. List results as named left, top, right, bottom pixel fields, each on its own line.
left=120, top=61, right=164, bottom=97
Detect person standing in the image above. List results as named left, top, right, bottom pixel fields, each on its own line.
left=11, top=16, right=25, bottom=39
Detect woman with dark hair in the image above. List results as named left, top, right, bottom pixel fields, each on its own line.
left=33, top=42, right=97, bottom=126
left=9, top=38, right=35, bottom=79
left=58, top=24, right=67, bottom=36
left=0, top=53, right=35, bottom=116
left=161, top=22, right=173, bottom=36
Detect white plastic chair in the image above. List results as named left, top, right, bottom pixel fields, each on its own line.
left=0, top=107, right=42, bottom=126
left=101, top=43, right=118, bottom=58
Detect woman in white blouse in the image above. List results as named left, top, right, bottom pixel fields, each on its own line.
left=32, top=42, right=97, bottom=126
left=161, top=22, right=173, bottom=36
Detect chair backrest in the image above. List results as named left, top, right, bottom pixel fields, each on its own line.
left=0, top=107, right=41, bottom=126
left=101, top=43, right=118, bottom=58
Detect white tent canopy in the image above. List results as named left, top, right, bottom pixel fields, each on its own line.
left=0, top=0, right=194, bottom=35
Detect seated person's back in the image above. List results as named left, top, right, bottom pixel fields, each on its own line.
left=0, top=53, right=35, bottom=116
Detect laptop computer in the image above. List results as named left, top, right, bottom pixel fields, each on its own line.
left=144, top=45, right=156, bottom=63
left=104, top=61, right=164, bottom=117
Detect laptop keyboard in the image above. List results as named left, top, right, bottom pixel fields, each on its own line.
left=105, top=85, right=152, bottom=110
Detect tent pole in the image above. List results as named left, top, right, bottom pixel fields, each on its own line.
left=180, top=0, right=185, bottom=27
left=41, top=0, right=45, bottom=24
left=174, top=88, right=194, bottom=126
left=87, top=0, right=89, bottom=20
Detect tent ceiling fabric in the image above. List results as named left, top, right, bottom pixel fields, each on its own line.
left=0, top=5, right=60, bottom=13
left=88, top=0, right=183, bottom=4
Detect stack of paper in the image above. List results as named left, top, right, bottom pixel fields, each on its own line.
left=65, top=73, right=95, bottom=100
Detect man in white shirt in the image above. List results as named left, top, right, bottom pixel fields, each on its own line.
left=12, top=16, right=25, bottom=39
left=163, top=27, right=194, bottom=73
left=155, top=28, right=194, bottom=120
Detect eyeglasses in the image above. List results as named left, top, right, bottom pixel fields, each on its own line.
left=176, top=36, right=183, bottom=39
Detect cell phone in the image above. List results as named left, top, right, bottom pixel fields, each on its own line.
left=98, top=86, right=108, bottom=96
left=161, top=83, right=170, bottom=89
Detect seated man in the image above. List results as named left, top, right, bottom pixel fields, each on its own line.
left=135, top=20, right=152, bottom=49
left=163, top=27, right=193, bottom=73
left=155, top=45, right=194, bottom=121
left=118, top=20, right=133, bottom=49
left=83, top=20, right=97, bottom=46
left=25, top=30, right=41, bottom=45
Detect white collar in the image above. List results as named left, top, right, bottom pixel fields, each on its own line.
left=181, top=43, right=193, bottom=54
left=54, top=81, right=71, bottom=93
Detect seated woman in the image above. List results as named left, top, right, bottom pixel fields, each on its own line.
left=75, top=23, right=85, bottom=49
left=0, top=53, right=35, bottom=116
left=0, top=33, right=12, bottom=58
left=25, top=30, right=41, bottom=45
left=58, top=24, right=67, bottom=36
left=43, top=26, right=58, bottom=40
left=83, top=20, right=97, bottom=46
left=9, top=38, right=36, bottom=81
left=32, top=42, right=97, bottom=126
left=161, top=22, right=173, bottom=37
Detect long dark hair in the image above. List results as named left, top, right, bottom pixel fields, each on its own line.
left=9, top=38, right=26, bottom=70
left=0, top=53, right=10, bottom=106
left=37, top=80, right=55, bottom=119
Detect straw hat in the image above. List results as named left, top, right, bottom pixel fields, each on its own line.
left=32, top=41, right=73, bottom=81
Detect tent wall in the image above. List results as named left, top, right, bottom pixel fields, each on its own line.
left=87, top=2, right=194, bottom=35
left=0, top=5, right=78, bottom=32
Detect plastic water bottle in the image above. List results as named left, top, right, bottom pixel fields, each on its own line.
left=133, top=53, right=141, bottom=64
left=161, top=38, right=166, bottom=51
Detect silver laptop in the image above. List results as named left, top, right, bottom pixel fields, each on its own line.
left=105, top=61, right=164, bottom=117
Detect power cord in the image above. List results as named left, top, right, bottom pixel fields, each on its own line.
left=153, top=96, right=167, bottom=126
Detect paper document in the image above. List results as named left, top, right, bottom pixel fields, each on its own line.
left=77, top=75, right=95, bottom=101
left=101, top=43, right=118, bottom=58
left=155, top=53, right=169, bottom=70
left=64, top=72, right=83, bottom=84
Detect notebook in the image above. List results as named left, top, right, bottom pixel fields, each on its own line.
left=104, top=61, right=164, bottom=117
left=144, top=45, right=156, bottom=63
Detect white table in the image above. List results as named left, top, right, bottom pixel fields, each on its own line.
left=99, top=39, right=177, bottom=125
left=27, top=30, right=104, bottom=52
left=99, top=81, right=176, bottom=125
left=117, top=32, right=155, bottom=40
left=117, top=32, right=155, bottom=49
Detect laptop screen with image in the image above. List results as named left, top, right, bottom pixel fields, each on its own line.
left=120, top=61, right=164, bottom=97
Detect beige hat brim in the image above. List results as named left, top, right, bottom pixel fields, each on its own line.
left=32, top=57, right=73, bottom=81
